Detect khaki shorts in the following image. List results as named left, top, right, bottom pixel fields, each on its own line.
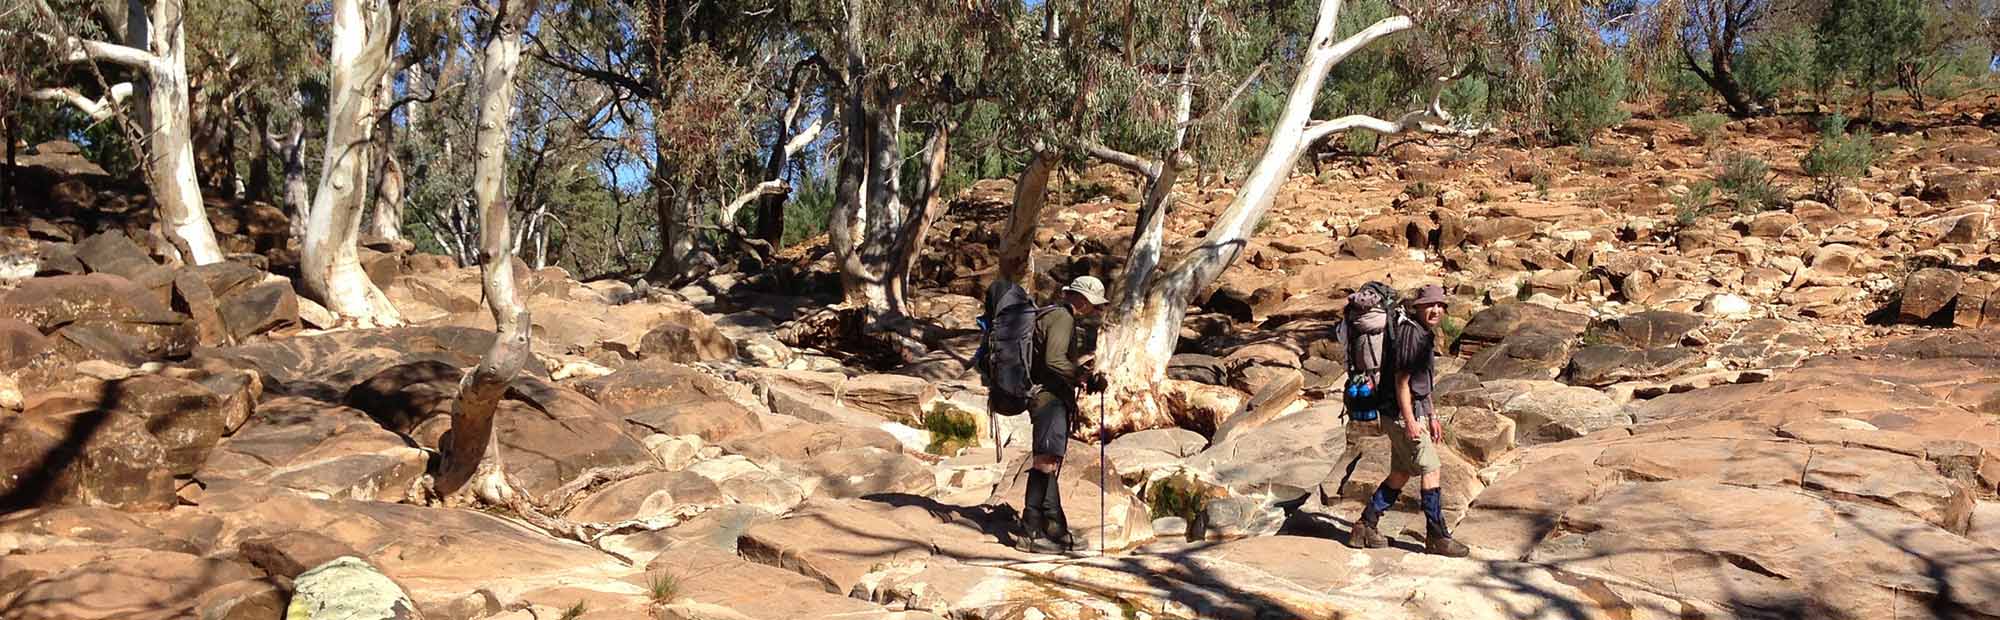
left=1383, top=413, right=1441, bottom=475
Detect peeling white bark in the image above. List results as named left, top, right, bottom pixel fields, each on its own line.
left=31, top=82, right=134, bottom=121
left=303, top=0, right=403, bottom=326
left=437, top=0, right=535, bottom=501
left=1089, top=0, right=1474, bottom=436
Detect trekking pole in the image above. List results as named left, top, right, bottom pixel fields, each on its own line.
left=1098, top=384, right=1108, bottom=556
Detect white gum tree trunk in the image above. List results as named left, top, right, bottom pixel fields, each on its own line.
left=1087, top=0, right=1474, bottom=436
left=368, top=70, right=406, bottom=242
left=303, top=0, right=403, bottom=326
left=30, top=0, right=225, bottom=264
left=436, top=0, right=535, bottom=503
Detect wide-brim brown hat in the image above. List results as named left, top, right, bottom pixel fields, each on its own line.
left=1412, top=284, right=1448, bottom=307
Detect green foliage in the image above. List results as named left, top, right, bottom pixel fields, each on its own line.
left=1145, top=474, right=1208, bottom=523
left=1800, top=115, right=1875, bottom=197
left=922, top=407, right=979, bottom=456
left=1714, top=153, right=1781, bottom=211
left=559, top=601, right=588, bottom=620
left=1439, top=315, right=1465, bottom=348
left=780, top=175, right=838, bottom=248
left=648, top=571, right=680, bottom=603
left=1737, top=26, right=1820, bottom=107
left=1404, top=181, right=1438, bottom=199
left=1542, top=36, right=1631, bottom=146
left=1674, top=181, right=1717, bottom=228
left=1685, top=113, right=1729, bottom=147
left=1660, top=67, right=1714, bottom=117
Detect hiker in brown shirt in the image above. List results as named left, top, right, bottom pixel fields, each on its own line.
left=1347, top=284, right=1471, bottom=557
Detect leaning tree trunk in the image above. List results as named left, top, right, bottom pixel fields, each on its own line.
left=367, top=70, right=406, bottom=242
left=96, top=0, right=225, bottom=264
left=888, top=120, right=952, bottom=316
left=996, top=151, right=1053, bottom=287
left=303, top=0, right=403, bottom=326
left=1088, top=0, right=1468, bottom=436
left=435, top=0, right=533, bottom=503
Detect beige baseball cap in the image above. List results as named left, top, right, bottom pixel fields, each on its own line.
left=1064, top=275, right=1109, bottom=306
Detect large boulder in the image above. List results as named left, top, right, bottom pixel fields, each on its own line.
left=0, top=548, right=264, bottom=620
left=1461, top=332, right=1577, bottom=382
left=1455, top=302, right=1590, bottom=356
left=1603, top=311, right=1703, bottom=349
left=1900, top=268, right=1963, bottom=324
left=1498, top=384, right=1629, bottom=444
left=1563, top=344, right=1707, bottom=387
left=841, top=374, right=938, bottom=425
left=1186, top=404, right=1344, bottom=498
left=197, top=397, right=429, bottom=503
left=1105, top=428, right=1209, bottom=482
left=286, top=556, right=424, bottom=620
left=639, top=321, right=737, bottom=363
left=569, top=470, right=728, bottom=523
left=0, top=392, right=177, bottom=511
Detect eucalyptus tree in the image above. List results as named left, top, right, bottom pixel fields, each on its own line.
left=12, top=0, right=226, bottom=264
left=1088, top=0, right=1487, bottom=433
left=301, top=0, right=407, bottom=326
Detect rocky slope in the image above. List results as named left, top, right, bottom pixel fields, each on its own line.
left=1, top=107, right=1997, bottom=619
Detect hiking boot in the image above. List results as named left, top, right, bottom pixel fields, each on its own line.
left=1424, top=532, right=1471, bottom=558
left=1346, top=521, right=1388, bottom=549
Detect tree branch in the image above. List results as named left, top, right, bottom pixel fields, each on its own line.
left=1083, top=140, right=1161, bottom=180
left=30, top=82, right=134, bottom=121
left=5, top=30, right=158, bottom=69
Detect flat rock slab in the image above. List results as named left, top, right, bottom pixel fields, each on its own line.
left=197, top=396, right=428, bottom=503
left=0, top=547, right=265, bottom=620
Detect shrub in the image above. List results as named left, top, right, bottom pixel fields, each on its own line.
left=1145, top=474, right=1209, bottom=523
left=649, top=571, right=680, bottom=603
left=1544, top=41, right=1633, bottom=146
left=1674, top=181, right=1717, bottom=228
left=922, top=407, right=979, bottom=456
left=1715, top=153, right=1781, bottom=211
left=1800, top=114, right=1874, bottom=198
left=1660, top=67, right=1713, bottom=117
left=1685, top=112, right=1729, bottom=147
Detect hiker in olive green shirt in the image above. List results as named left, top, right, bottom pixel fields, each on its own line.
left=1017, top=275, right=1108, bottom=553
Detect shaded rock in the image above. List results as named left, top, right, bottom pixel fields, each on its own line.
left=1461, top=332, right=1576, bottom=381
left=239, top=530, right=365, bottom=578
left=1564, top=345, right=1706, bottom=387
left=217, top=281, right=299, bottom=341
left=0, top=393, right=176, bottom=511
left=1900, top=268, right=1963, bottom=324
left=0, top=548, right=262, bottom=620
left=1604, top=311, right=1703, bottom=349
left=71, top=231, right=159, bottom=280
left=639, top=321, right=736, bottom=363
left=1922, top=172, right=1999, bottom=203
left=1166, top=353, right=1228, bottom=385
left=198, top=397, right=428, bottom=502
left=288, top=556, right=424, bottom=620
left=0, top=317, right=52, bottom=370
left=1456, top=303, right=1590, bottom=354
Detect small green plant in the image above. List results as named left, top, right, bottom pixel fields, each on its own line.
left=1474, top=189, right=1494, bottom=203
left=1531, top=170, right=1553, bottom=196
left=1145, top=474, right=1209, bottom=523
left=1439, top=315, right=1465, bottom=348
left=1674, top=181, right=1717, bottom=228
left=648, top=571, right=680, bottom=603
left=1685, top=112, right=1729, bottom=146
left=1405, top=181, right=1438, bottom=199
left=559, top=601, right=589, bottom=620
left=1714, top=153, right=1782, bottom=212
left=922, top=407, right=979, bottom=456
left=1344, top=130, right=1380, bottom=155
left=1800, top=114, right=1875, bottom=199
